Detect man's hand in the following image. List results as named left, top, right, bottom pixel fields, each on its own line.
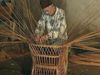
left=35, top=35, right=48, bottom=44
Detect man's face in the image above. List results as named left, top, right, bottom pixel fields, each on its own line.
left=43, top=4, right=55, bottom=16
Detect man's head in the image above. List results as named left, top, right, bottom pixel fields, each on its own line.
left=40, top=0, right=56, bottom=16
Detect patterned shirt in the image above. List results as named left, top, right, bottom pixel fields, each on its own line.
left=35, top=7, right=68, bottom=40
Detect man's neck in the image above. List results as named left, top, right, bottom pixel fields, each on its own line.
left=51, top=6, right=56, bottom=16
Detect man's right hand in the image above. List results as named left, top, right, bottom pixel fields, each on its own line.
left=35, top=35, right=48, bottom=44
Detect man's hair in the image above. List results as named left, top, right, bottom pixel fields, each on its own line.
left=40, top=0, right=53, bottom=9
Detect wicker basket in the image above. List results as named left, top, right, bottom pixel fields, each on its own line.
left=29, top=44, right=69, bottom=75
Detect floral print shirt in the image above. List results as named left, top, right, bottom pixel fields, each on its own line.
left=35, top=7, right=68, bottom=40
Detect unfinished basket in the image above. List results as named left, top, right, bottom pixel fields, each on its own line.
left=29, top=44, right=69, bottom=75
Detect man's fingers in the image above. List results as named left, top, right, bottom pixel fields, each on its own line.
left=35, top=35, right=48, bottom=43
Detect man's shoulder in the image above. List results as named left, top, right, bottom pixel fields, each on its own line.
left=55, top=7, right=65, bottom=18
left=40, top=12, right=48, bottom=20
left=56, top=7, right=65, bottom=14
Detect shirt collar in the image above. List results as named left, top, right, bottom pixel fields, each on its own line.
left=54, top=7, right=58, bottom=16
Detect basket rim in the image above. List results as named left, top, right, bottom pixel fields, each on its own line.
left=29, top=43, right=66, bottom=48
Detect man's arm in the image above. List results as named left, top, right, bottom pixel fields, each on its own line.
left=35, top=15, right=45, bottom=36
left=35, top=15, right=49, bottom=43
left=58, top=10, right=68, bottom=40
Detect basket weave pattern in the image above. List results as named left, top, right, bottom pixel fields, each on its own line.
left=29, top=44, right=69, bottom=75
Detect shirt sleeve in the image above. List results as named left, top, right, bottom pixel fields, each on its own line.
left=58, top=10, right=68, bottom=39
left=35, top=15, right=45, bottom=36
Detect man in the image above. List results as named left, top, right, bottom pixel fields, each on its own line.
left=35, top=0, right=68, bottom=44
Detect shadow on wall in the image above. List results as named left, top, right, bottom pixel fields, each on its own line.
left=53, top=0, right=66, bottom=9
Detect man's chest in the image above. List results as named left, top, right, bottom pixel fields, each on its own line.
left=45, top=16, right=61, bottom=31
